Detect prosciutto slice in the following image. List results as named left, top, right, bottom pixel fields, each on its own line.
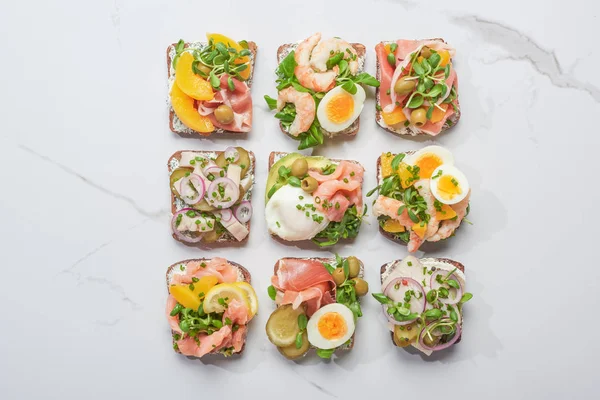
left=198, top=74, right=252, bottom=132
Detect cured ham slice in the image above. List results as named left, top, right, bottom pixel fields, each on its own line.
left=198, top=74, right=252, bottom=132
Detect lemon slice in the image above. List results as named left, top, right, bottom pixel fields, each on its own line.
left=233, top=281, right=259, bottom=317
left=203, top=283, right=250, bottom=314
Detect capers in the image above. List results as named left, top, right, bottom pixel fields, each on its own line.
left=347, top=256, right=360, bottom=278
left=214, top=104, right=234, bottom=124
left=301, top=176, right=318, bottom=193
left=332, top=268, right=346, bottom=286
left=410, top=108, right=427, bottom=127
left=290, top=158, right=308, bottom=178
left=394, top=76, right=416, bottom=95
left=352, top=278, right=368, bottom=296
left=420, top=46, right=432, bottom=59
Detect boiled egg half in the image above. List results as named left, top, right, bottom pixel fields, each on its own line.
left=429, top=165, right=470, bottom=205
left=405, top=145, right=454, bottom=179
left=265, top=185, right=329, bottom=241
left=317, top=85, right=365, bottom=133
left=307, top=303, right=355, bottom=350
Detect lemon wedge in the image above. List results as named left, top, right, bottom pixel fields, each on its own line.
left=203, top=283, right=250, bottom=314
left=233, top=281, right=259, bottom=317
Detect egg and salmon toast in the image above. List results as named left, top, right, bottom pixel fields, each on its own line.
left=375, top=38, right=460, bottom=137
left=168, top=147, right=255, bottom=247
left=264, top=33, right=380, bottom=150
left=368, top=146, right=471, bottom=252
left=265, top=151, right=365, bottom=247
left=165, top=258, right=258, bottom=359
left=373, top=256, right=473, bottom=355
left=167, top=33, right=257, bottom=137
left=265, top=256, right=368, bottom=360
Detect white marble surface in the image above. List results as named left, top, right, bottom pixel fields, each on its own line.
left=1, top=0, right=598, bottom=398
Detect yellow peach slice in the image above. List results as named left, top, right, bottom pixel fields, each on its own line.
left=170, top=83, right=214, bottom=134
left=175, top=52, right=214, bottom=101
left=206, top=33, right=251, bottom=81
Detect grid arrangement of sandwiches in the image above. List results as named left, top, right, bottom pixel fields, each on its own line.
left=165, top=33, right=473, bottom=360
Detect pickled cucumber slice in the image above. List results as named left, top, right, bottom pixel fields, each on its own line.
left=266, top=304, right=305, bottom=347
left=202, top=229, right=220, bottom=243
left=393, top=323, right=419, bottom=348
left=215, top=147, right=251, bottom=178
left=278, top=331, right=309, bottom=360
left=192, top=199, right=216, bottom=212
left=170, top=167, right=194, bottom=196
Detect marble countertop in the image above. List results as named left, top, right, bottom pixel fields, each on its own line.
left=1, top=0, right=598, bottom=399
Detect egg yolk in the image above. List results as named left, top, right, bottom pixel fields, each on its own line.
left=414, top=154, right=444, bottom=179
left=325, top=92, right=354, bottom=123
left=317, top=312, right=348, bottom=340
left=437, top=175, right=462, bottom=200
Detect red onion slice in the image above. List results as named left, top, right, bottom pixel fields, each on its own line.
left=418, top=318, right=461, bottom=352
left=215, top=208, right=233, bottom=223
left=234, top=201, right=252, bottom=223
left=178, top=174, right=205, bottom=205
left=201, top=161, right=218, bottom=175
left=207, top=177, right=240, bottom=209
left=204, top=166, right=225, bottom=180
left=382, top=277, right=426, bottom=326
left=430, top=270, right=463, bottom=305
left=224, top=147, right=239, bottom=162
left=171, top=209, right=204, bottom=243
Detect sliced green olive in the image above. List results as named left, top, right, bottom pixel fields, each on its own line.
left=290, top=158, right=308, bottom=178
left=170, top=167, right=194, bottom=196
left=393, top=323, right=419, bottom=347
left=301, top=176, right=318, bottom=193
left=347, top=256, right=360, bottom=278
left=277, top=331, right=310, bottom=360
left=410, top=108, right=427, bottom=127
left=215, top=147, right=251, bottom=177
left=394, top=76, right=416, bottom=95
left=332, top=268, right=346, bottom=286
left=352, top=278, right=368, bottom=297
left=214, top=104, right=234, bottom=124
left=420, top=46, right=432, bottom=59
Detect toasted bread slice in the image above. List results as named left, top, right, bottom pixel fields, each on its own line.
left=166, top=258, right=251, bottom=357
left=166, top=41, right=257, bottom=137
left=168, top=149, right=255, bottom=246
left=271, top=256, right=366, bottom=357
left=380, top=257, right=464, bottom=351
left=276, top=42, right=366, bottom=138
left=267, top=151, right=364, bottom=245
left=375, top=38, right=460, bottom=137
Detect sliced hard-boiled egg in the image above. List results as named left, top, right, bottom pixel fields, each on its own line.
left=307, top=303, right=355, bottom=350
left=317, top=85, right=365, bottom=133
left=429, top=165, right=469, bottom=205
left=265, top=185, right=329, bottom=241
left=404, top=146, right=454, bottom=179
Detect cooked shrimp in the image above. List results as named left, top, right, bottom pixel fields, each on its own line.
left=276, top=86, right=316, bottom=136
left=310, top=37, right=358, bottom=75
left=428, top=190, right=471, bottom=242
left=294, top=33, right=337, bottom=92
left=373, top=195, right=424, bottom=253
left=415, top=179, right=440, bottom=239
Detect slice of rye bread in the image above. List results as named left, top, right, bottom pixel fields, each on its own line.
left=276, top=42, right=366, bottom=138
left=374, top=151, right=466, bottom=247
left=267, top=151, right=364, bottom=243
left=167, top=149, right=256, bottom=246
left=380, top=257, right=464, bottom=347
left=272, top=257, right=366, bottom=355
left=166, top=41, right=258, bottom=137
left=375, top=38, right=461, bottom=137
left=166, top=258, right=252, bottom=357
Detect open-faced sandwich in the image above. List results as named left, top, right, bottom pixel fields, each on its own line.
left=264, top=33, right=379, bottom=150
left=166, top=258, right=258, bottom=358
left=167, top=33, right=256, bottom=136
left=375, top=39, right=459, bottom=136
left=368, top=146, right=471, bottom=252
left=372, top=256, right=472, bottom=355
left=266, top=255, right=368, bottom=360
left=168, top=147, right=254, bottom=246
left=265, top=152, right=365, bottom=246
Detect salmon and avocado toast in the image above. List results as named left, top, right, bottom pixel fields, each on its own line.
left=265, top=255, right=368, bottom=359
left=167, top=33, right=257, bottom=136
left=375, top=38, right=460, bottom=136
left=166, top=258, right=258, bottom=358
left=265, top=151, right=365, bottom=247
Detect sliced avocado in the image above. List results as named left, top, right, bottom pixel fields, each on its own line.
left=265, top=154, right=332, bottom=203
